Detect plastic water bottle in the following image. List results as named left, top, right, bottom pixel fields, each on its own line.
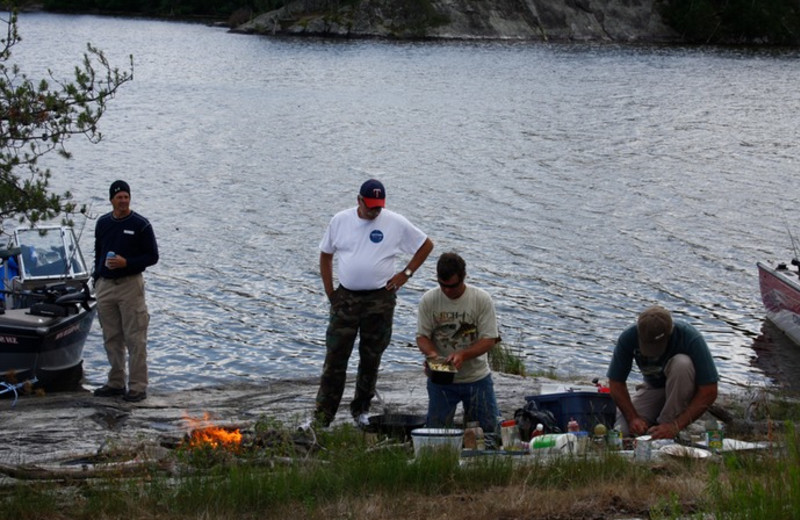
left=105, top=251, right=115, bottom=268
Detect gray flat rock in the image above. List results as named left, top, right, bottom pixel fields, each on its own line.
left=0, top=371, right=547, bottom=469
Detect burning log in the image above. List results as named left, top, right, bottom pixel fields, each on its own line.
left=185, top=425, right=243, bottom=451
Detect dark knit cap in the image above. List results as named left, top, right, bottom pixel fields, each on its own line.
left=109, top=180, right=130, bottom=200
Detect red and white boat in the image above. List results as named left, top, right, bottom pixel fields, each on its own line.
left=758, top=260, right=800, bottom=346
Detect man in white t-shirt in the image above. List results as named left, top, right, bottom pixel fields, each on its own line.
left=314, top=179, right=434, bottom=427
left=417, top=252, right=500, bottom=448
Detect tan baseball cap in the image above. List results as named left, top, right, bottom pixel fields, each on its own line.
left=637, top=306, right=673, bottom=357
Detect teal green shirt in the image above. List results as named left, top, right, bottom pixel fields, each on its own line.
left=607, top=321, right=719, bottom=388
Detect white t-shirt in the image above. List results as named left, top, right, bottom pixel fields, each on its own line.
left=417, top=285, right=499, bottom=383
left=319, top=207, right=427, bottom=291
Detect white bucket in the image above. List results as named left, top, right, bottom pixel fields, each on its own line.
left=410, top=428, right=464, bottom=457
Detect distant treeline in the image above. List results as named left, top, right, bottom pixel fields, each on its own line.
left=40, top=0, right=290, bottom=20
left=662, top=0, right=800, bottom=45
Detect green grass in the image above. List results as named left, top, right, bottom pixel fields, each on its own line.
left=3, top=403, right=800, bottom=519
left=488, top=341, right=526, bottom=376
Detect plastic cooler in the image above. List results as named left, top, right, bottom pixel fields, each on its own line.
left=525, top=391, right=616, bottom=432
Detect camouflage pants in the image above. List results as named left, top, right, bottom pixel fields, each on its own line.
left=315, top=286, right=396, bottom=425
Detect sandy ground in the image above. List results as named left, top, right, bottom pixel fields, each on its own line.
left=0, top=370, right=564, bottom=468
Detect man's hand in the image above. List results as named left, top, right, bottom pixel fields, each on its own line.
left=105, top=254, right=127, bottom=270
left=446, top=351, right=466, bottom=370
left=628, top=416, right=650, bottom=436
left=385, top=270, right=411, bottom=291
left=648, top=421, right=680, bottom=440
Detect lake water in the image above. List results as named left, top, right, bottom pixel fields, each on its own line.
left=9, top=13, right=800, bottom=395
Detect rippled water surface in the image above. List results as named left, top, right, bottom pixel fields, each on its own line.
left=11, top=13, right=800, bottom=393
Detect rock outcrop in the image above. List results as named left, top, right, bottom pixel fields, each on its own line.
left=233, top=0, right=681, bottom=43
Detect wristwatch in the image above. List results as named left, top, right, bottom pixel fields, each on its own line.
left=403, top=268, right=414, bottom=278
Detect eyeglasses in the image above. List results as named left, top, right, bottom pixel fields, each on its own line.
left=438, top=279, right=462, bottom=289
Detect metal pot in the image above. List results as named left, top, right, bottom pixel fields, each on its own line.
left=426, top=357, right=457, bottom=385
left=430, top=368, right=456, bottom=385
left=366, top=413, right=427, bottom=440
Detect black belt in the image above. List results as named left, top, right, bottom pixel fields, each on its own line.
left=339, top=285, right=386, bottom=295
left=101, top=273, right=141, bottom=284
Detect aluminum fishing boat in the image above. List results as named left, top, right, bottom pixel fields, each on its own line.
left=0, top=226, right=96, bottom=391
left=758, top=260, right=800, bottom=346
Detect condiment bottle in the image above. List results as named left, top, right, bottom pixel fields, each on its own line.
left=530, top=423, right=544, bottom=438
left=706, top=418, right=724, bottom=453
left=567, top=417, right=580, bottom=432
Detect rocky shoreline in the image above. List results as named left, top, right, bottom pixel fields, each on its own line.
left=0, top=370, right=749, bottom=474
left=233, top=0, right=681, bottom=43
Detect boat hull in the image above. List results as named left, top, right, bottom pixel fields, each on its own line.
left=0, top=303, right=96, bottom=390
left=758, top=261, right=800, bottom=346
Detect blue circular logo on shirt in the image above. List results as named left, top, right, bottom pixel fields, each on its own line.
left=370, top=230, right=384, bottom=243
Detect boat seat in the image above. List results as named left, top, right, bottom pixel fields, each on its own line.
left=30, top=302, right=73, bottom=317
left=0, top=308, right=58, bottom=326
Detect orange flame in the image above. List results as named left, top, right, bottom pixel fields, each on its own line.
left=189, top=426, right=242, bottom=449
left=183, top=412, right=242, bottom=450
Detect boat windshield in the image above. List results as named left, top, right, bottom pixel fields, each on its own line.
left=12, top=227, right=89, bottom=281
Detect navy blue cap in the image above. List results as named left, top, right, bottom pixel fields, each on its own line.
left=359, top=179, right=385, bottom=208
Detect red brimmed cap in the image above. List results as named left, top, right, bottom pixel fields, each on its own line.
left=359, top=179, right=386, bottom=208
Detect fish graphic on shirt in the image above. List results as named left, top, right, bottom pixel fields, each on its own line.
left=452, top=322, right=477, bottom=338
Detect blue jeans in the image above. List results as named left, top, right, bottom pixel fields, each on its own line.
left=426, top=374, right=499, bottom=449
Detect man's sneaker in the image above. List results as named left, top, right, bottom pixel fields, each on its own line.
left=123, top=390, right=147, bottom=403
left=298, top=417, right=314, bottom=431
left=354, top=413, right=370, bottom=428
left=93, top=385, right=125, bottom=397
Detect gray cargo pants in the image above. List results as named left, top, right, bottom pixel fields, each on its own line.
left=96, top=274, right=150, bottom=393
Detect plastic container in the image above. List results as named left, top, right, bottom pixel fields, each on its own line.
left=528, top=433, right=578, bottom=455
left=525, top=391, right=616, bottom=432
left=500, top=419, right=521, bottom=451
left=410, top=428, right=464, bottom=457
left=530, top=423, right=544, bottom=438
left=463, top=421, right=485, bottom=450
left=574, top=431, right=589, bottom=455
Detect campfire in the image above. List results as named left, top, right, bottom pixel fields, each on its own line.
left=169, top=413, right=317, bottom=460
left=182, top=412, right=243, bottom=451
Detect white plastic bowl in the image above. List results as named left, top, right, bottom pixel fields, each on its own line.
left=410, top=428, right=464, bottom=457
